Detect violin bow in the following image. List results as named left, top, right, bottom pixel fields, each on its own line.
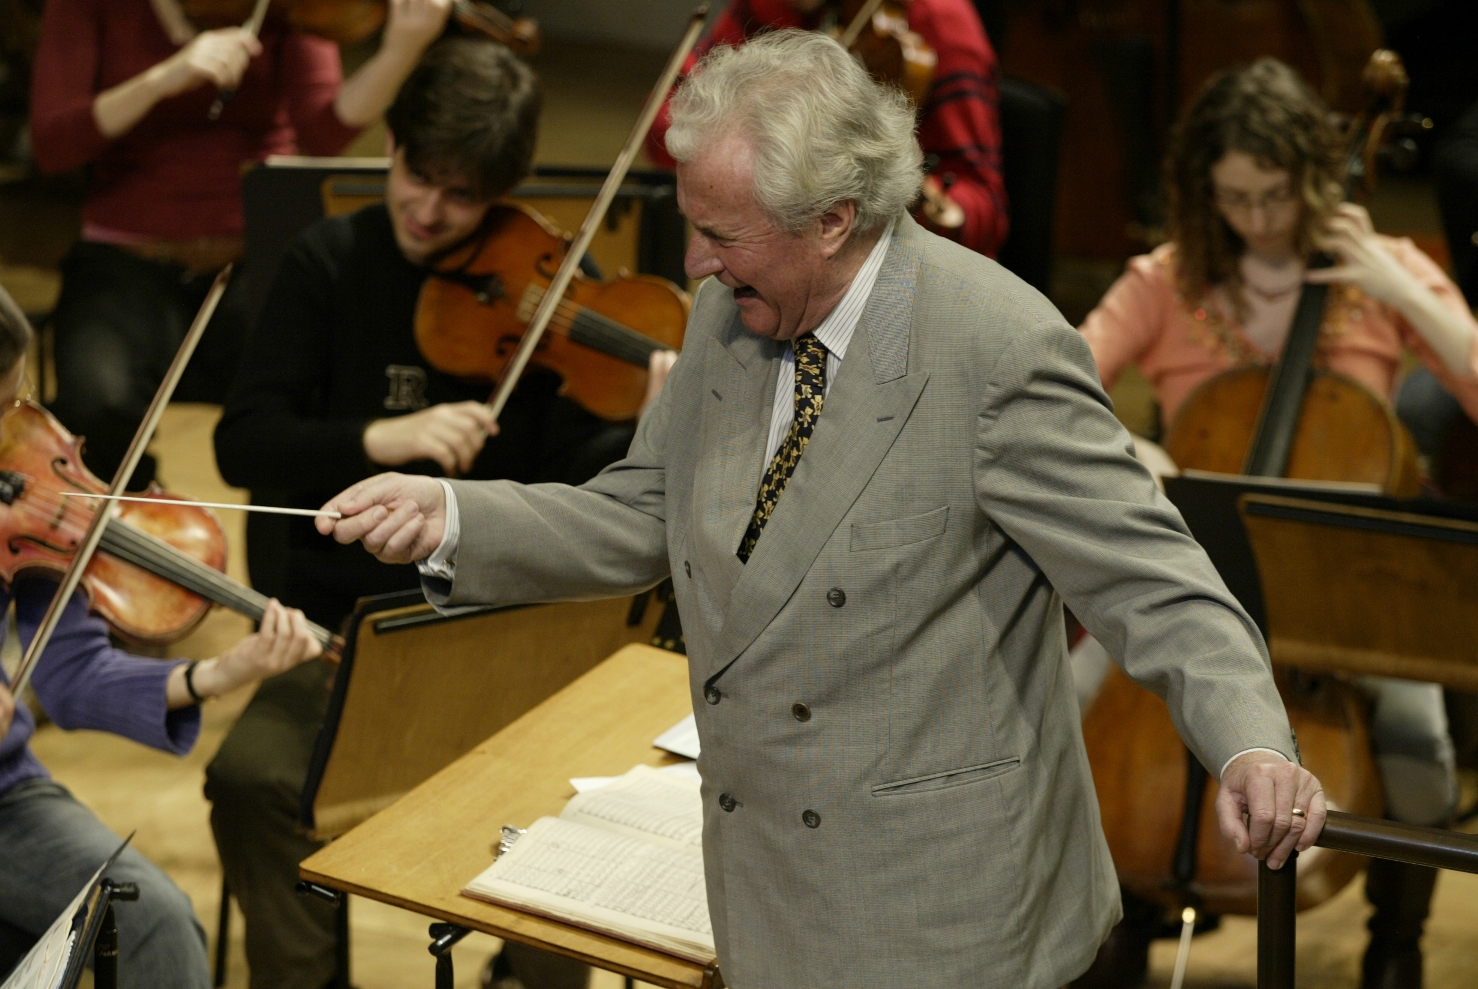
left=483, top=5, right=708, bottom=423
left=208, top=0, right=273, bottom=121
left=837, top=0, right=889, bottom=49
left=8, top=269, right=232, bottom=700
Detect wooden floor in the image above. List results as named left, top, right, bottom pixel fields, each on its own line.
left=10, top=33, right=1478, bottom=989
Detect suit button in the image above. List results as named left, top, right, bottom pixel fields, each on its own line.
left=705, top=686, right=722, bottom=705
left=826, top=587, right=846, bottom=608
left=684, top=561, right=691, bottom=578
left=719, top=792, right=737, bottom=812
left=802, top=809, right=821, bottom=829
left=791, top=702, right=811, bottom=722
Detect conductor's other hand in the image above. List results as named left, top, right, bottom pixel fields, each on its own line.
left=0, top=682, right=13, bottom=740
left=362, top=402, right=498, bottom=476
left=318, top=473, right=447, bottom=564
left=155, top=28, right=261, bottom=98
left=1217, top=750, right=1327, bottom=870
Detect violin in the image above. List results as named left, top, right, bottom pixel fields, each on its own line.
left=414, top=203, right=690, bottom=422
left=832, top=0, right=936, bottom=107
left=828, top=3, right=963, bottom=234
left=1082, top=51, right=1418, bottom=921
left=179, top=0, right=540, bottom=52
left=0, top=400, right=340, bottom=654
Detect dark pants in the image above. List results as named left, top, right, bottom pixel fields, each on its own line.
left=204, top=662, right=589, bottom=989
left=48, top=242, right=250, bottom=490
left=0, top=779, right=210, bottom=988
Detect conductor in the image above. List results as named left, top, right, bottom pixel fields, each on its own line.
left=319, top=32, right=1326, bottom=989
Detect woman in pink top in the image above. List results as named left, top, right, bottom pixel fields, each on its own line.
left=30, top=0, right=454, bottom=488
left=1080, top=63, right=1478, bottom=439
left=1073, top=60, right=1473, bottom=989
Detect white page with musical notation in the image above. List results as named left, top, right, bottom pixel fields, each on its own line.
left=463, top=765, right=713, bottom=962
left=466, top=816, right=713, bottom=960
left=561, top=764, right=702, bottom=851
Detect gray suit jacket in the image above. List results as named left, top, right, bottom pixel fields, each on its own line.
left=439, top=214, right=1294, bottom=989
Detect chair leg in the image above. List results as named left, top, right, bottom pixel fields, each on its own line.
left=214, top=878, right=230, bottom=987
left=335, top=893, right=351, bottom=989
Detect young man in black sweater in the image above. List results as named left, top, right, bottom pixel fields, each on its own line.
left=206, top=39, right=627, bottom=989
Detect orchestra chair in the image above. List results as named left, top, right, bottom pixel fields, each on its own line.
left=212, top=586, right=672, bottom=986
left=996, top=76, right=1068, bottom=295
left=1238, top=492, right=1478, bottom=690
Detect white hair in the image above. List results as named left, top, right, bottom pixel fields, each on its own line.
left=665, top=29, right=923, bottom=234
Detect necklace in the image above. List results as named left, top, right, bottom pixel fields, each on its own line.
left=1243, top=280, right=1301, bottom=301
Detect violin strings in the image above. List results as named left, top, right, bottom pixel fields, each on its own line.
left=522, top=289, right=666, bottom=366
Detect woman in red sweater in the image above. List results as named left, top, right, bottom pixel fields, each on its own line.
left=30, top=0, right=453, bottom=488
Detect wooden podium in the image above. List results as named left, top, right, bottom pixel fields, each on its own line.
left=298, top=644, right=721, bottom=989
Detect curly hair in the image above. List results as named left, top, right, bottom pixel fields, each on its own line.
left=1165, top=58, right=1345, bottom=314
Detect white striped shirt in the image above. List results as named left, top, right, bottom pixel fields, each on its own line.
left=762, top=220, right=895, bottom=467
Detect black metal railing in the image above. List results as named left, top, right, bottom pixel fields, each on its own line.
left=1257, top=811, right=1478, bottom=988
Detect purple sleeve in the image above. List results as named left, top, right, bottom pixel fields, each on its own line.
left=18, top=580, right=201, bottom=756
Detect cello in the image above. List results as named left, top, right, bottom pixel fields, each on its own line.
left=1081, top=51, right=1420, bottom=924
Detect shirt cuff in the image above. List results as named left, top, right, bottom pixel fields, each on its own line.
left=416, top=479, right=461, bottom=581
left=1220, top=747, right=1289, bottom=780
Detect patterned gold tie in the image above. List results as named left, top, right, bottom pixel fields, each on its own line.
left=738, top=334, right=828, bottom=562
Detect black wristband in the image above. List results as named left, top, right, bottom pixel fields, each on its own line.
left=184, top=660, right=207, bottom=704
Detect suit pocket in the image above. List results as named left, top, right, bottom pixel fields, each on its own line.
left=871, top=757, right=1021, bottom=797
left=849, top=506, right=949, bottom=552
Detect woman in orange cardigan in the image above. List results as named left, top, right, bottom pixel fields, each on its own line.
left=1074, top=58, right=1475, bottom=989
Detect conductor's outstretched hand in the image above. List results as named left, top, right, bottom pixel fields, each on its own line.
left=1217, top=750, right=1327, bottom=870
left=318, top=473, right=447, bottom=564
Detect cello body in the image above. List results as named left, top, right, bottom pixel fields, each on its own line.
left=1085, top=665, right=1382, bottom=915
left=1164, top=366, right=1422, bottom=496
left=1083, top=364, right=1414, bottom=915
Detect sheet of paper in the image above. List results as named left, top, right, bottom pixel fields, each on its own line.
left=570, top=760, right=700, bottom=794
left=562, top=765, right=702, bottom=850
left=653, top=713, right=699, bottom=759
left=2, top=838, right=129, bottom=989
left=466, top=817, right=713, bottom=960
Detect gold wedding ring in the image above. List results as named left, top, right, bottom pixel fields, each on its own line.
left=1291, top=808, right=1307, bottom=818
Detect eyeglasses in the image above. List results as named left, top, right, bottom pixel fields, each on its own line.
left=1211, top=185, right=1298, bottom=213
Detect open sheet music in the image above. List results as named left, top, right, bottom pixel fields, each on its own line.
left=463, top=765, right=713, bottom=962
left=1, top=838, right=130, bottom=989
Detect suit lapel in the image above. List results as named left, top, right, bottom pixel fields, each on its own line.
left=703, top=225, right=928, bottom=680
left=691, top=299, right=781, bottom=612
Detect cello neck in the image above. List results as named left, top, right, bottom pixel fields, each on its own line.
left=97, top=515, right=337, bottom=650
left=1241, top=267, right=1331, bottom=478
left=1242, top=51, right=1412, bottom=479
